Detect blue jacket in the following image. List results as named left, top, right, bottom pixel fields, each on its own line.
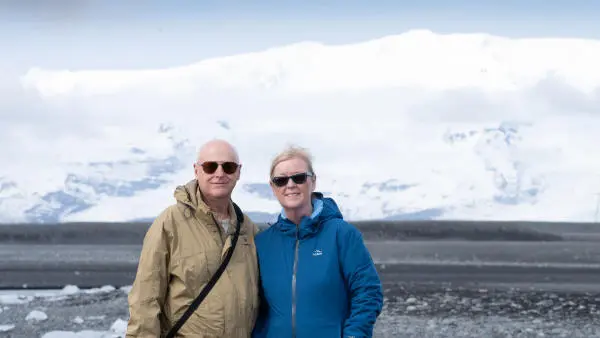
left=252, top=193, right=384, bottom=338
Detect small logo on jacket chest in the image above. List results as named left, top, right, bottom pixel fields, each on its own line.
left=312, top=249, right=323, bottom=256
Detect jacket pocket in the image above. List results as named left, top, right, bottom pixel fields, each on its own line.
left=172, top=252, right=211, bottom=294
left=232, top=235, right=252, bottom=262
left=165, top=252, right=211, bottom=333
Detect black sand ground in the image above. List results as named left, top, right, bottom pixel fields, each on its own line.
left=1, top=221, right=599, bottom=337
left=2, top=241, right=600, bottom=289
left=1, top=219, right=588, bottom=244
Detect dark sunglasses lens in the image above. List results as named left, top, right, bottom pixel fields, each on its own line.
left=272, top=173, right=309, bottom=187
left=222, top=162, right=239, bottom=174
left=272, top=176, right=289, bottom=187
left=290, top=173, right=308, bottom=184
left=201, top=162, right=218, bottom=174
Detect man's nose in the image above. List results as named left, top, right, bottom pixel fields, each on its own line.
left=214, top=164, right=225, bottom=176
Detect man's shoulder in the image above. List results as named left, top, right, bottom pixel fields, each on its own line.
left=239, top=212, right=255, bottom=225
left=149, top=202, right=187, bottom=231
left=237, top=212, right=258, bottom=234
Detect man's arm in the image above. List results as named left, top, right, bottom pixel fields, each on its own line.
left=244, top=214, right=260, bottom=237
left=125, top=213, right=171, bottom=338
left=338, top=224, right=384, bottom=338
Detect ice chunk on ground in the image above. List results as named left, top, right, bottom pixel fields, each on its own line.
left=110, top=318, right=127, bottom=333
left=84, top=285, right=116, bottom=294
left=26, top=309, right=48, bottom=322
left=0, top=324, right=15, bottom=332
left=58, top=284, right=118, bottom=296
left=61, top=285, right=81, bottom=295
left=41, top=318, right=127, bottom=338
left=119, top=285, right=132, bottom=294
left=87, top=315, right=106, bottom=321
left=0, top=294, right=33, bottom=305
left=41, top=330, right=109, bottom=338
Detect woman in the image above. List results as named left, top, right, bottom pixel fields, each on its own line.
left=252, top=145, right=384, bottom=338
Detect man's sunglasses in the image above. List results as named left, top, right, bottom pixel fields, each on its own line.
left=198, top=161, right=239, bottom=175
left=271, top=172, right=313, bottom=187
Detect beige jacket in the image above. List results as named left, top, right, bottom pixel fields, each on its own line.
left=125, top=179, right=260, bottom=337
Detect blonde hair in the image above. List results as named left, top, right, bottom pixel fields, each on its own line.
left=270, top=145, right=315, bottom=178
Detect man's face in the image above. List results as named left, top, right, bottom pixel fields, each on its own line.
left=194, top=142, right=241, bottom=200
left=270, top=157, right=315, bottom=212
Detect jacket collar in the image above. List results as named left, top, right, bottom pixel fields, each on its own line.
left=275, top=192, right=341, bottom=239
left=174, top=179, right=245, bottom=235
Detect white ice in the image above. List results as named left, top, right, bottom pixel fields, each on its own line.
left=40, top=319, right=127, bottom=338
left=0, top=285, right=132, bottom=337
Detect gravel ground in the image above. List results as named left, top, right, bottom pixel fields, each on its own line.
left=377, top=284, right=600, bottom=337
left=1, top=284, right=599, bottom=338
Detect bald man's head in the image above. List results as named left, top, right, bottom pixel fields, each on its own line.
left=196, top=139, right=240, bottom=164
left=194, top=139, right=241, bottom=200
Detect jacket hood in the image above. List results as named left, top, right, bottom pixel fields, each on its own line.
left=173, top=179, right=211, bottom=216
left=275, top=192, right=344, bottom=239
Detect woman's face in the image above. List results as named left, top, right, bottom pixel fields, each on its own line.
left=270, top=157, right=316, bottom=213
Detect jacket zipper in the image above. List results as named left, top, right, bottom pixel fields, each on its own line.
left=291, top=225, right=300, bottom=338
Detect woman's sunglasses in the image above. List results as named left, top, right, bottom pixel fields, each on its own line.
left=198, top=161, right=239, bottom=175
left=271, top=172, right=313, bottom=187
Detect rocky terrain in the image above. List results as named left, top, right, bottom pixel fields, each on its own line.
left=2, top=221, right=599, bottom=337
left=1, top=283, right=599, bottom=338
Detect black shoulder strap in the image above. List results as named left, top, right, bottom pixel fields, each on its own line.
left=165, top=202, right=244, bottom=338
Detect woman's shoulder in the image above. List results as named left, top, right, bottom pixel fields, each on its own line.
left=254, top=222, right=280, bottom=243
left=324, top=217, right=360, bottom=235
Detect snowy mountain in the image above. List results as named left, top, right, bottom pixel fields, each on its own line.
left=2, top=29, right=600, bottom=224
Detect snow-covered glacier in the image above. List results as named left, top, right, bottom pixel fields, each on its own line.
left=2, top=29, right=600, bottom=223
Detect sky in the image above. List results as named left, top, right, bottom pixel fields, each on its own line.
left=2, top=0, right=600, bottom=74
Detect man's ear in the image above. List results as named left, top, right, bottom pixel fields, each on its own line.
left=234, top=163, right=242, bottom=181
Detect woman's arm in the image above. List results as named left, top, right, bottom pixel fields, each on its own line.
left=338, top=224, right=384, bottom=338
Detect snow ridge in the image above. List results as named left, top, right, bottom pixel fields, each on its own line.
left=2, top=29, right=600, bottom=223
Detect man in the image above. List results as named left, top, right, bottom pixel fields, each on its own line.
left=126, top=139, right=260, bottom=338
